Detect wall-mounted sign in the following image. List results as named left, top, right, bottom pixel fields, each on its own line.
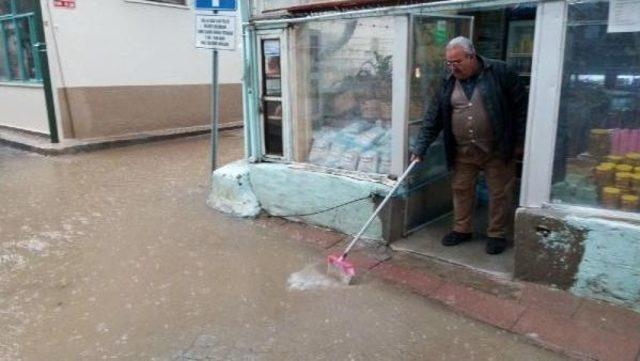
left=195, top=0, right=237, bottom=11
left=608, top=0, right=640, bottom=33
left=195, top=14, right=236, bottom=50
left=54, top=0, right=76, bottom=8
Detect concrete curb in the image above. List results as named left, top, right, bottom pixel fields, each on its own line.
left=273, top=217, right=640, bottom=361
left=0, top=123, right=243, bottom=156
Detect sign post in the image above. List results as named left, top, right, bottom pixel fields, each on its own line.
left=195, top=0, right=237, bottom=172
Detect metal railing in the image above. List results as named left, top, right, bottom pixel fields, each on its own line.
left=0, top=10, right=43, bottom=83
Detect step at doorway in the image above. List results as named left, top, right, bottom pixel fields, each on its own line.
left=392, top=206, right=515, bottom=278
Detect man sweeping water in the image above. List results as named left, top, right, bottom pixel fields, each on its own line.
left=411, top=36, right=527, bottom=255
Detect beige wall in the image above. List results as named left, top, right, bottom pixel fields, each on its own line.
left=58, top=83, right=242, bottom=139
left=0, top=85, right=49, bottom=135
left=40, top=0, right=243, bottom=140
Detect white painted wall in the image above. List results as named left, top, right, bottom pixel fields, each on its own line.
left=0, top=85, right=49, bottom=134
left=42, top=0, right=243, bottom=87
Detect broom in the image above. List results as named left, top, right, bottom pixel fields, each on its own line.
left=327, top=159, right=419, bottom=285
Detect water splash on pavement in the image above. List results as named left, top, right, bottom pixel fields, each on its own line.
left=287, top=262, right=344, bottom=291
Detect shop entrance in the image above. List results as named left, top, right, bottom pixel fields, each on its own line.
left=392, top=5, right=536, bottom=278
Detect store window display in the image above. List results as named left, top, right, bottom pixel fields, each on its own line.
left=291, top=17, right=394, bottom=174
left=552, top=1, right=640, bottom=213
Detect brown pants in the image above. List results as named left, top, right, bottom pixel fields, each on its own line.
left=451, top=148, right=515, bottom=238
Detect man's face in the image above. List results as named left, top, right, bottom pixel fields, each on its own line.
left=445, top=46, right=477, bottom=80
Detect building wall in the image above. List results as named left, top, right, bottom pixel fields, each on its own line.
left=42, top=0, right=243, bottom=140
left=0, top=85, right=50, bottom=135
left=515, top=207, right=640, bottom=313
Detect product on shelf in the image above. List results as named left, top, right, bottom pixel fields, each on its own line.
left=605, top=155, right=624, bottom=164
left=621, top=194, right=639, bottom=212
left=594, top=163, right=615, bottom=187
left=616, top=164, right=633, bottom=173
left=615, top=172, right=633, bottom=189
left=626, top=153, right=640, bottom=167
left=588, top=129, right=611, bottom=158
left=307, top=119, right=392, bottom=173
left=632, top=173, right=640, bottom=194
left=601, top=187, right=622, bottom=209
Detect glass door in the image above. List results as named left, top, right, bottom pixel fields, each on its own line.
left=258, top=32, right=289, bottom=159
left=405, top=15, right=474, bottom=234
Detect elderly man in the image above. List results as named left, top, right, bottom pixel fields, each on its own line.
left=411, top=36, right=527, bottom=255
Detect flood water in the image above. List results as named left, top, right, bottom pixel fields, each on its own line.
left=0, top=131, right=565, bottom=360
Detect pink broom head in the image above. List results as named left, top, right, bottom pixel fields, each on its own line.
left=327, top=254, right=356, bottom=279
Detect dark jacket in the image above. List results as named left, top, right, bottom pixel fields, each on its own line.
left=412, top=56, right=527, bottom=169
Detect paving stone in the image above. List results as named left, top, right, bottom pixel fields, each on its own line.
left=572, top=299, right=640, bottom=338
left=370, top=262, right=444, bottom=297
left=433, top=282, right=526, bottom=330
left=513, top=308, right=640, bottom=361
left=519, top=282, right=583, bottom=317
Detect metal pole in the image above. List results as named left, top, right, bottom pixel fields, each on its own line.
left=34, top=0, right=59, bottom=143
left=211, top=49, right=219, bottom=172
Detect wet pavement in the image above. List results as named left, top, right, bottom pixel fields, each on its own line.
left=0, top=130, right=566, bottom=360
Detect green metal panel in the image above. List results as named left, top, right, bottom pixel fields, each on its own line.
left=0, top=20, right=10, bottom=80
left=12, top=16, right=26, bottom=80
left=27, top=15, right=41, bottom=81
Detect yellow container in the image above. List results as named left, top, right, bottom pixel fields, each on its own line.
left=626, top=153, right=640, bottom=167
left=605, top=155, right=624, bottom=164
left=615, top=164, right=633, bottom=173
left=595, top=164, right=615, bottom=186
left=615, top=172, right=633, bottom=189
left=635, top=166, right=640, bottom=174
left=601, top=187, right=621, bottom=209
left=621, top=194, right=639, bottom=212
left=632, top=173, right=640, bottom=191
left=588, top=129, right=610, bottom=157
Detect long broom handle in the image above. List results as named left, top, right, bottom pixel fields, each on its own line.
left=342, top=159, right=419, bottom=257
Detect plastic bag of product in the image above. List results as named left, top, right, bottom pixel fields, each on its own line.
left=376, top=129, right=392, bottom=147
left=342, top=120, right=372, bottom=134
left=336, top=150, right=360, bottom=171
left=331, top=129, right=360, bottom=152
left=324, top=144, right=347, bottom=168
left=378, top=151, right=392, bottom=174
left=354, top=125, right=386, bottom=149
left=357, top=150, right=379, bottom=173
left=308, top=137, right=332, bottom=165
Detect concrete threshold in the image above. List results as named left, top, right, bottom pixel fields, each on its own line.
left=0, top=122, right=243, bottom=155
left=256, top=215, right=640, bottom=361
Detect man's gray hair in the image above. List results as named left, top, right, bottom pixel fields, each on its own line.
left=446, top=36, right=476, bottom=55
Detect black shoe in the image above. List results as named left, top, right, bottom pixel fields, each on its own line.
left=441, top=231, right=472, bottom=247
left=486, top=237, right=507, bottom=255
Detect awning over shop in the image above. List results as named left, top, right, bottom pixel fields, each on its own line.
left=267, top=0, right=435, bottom=13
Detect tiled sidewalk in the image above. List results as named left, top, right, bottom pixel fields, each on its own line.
left=268, top=217, right=640, bottom=361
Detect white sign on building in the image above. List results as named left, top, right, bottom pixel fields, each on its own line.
left=195, top=14, right=237, bottom=50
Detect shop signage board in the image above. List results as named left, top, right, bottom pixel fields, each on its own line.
left=195, top=0, right=237, bottom=11
left=195, top=14, right=236, bottom=50
left=54, top=0, right=76, bottom=8
left=608, top=0, right=640, bottom=33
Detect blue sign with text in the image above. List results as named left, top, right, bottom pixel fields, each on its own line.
left=195, top=0, right=236, bottom=11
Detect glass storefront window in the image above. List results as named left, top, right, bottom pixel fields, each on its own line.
left=260, top=38, right=284, bottom=157
left=551, top=1, right=640, bottom=213
left=291, top=17, right=394, bottom=174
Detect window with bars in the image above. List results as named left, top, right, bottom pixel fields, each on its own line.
left=0, top=0, right=42, bottom=83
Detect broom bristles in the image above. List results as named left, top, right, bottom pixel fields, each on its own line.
left=327, top=254, right=355, bottom=285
